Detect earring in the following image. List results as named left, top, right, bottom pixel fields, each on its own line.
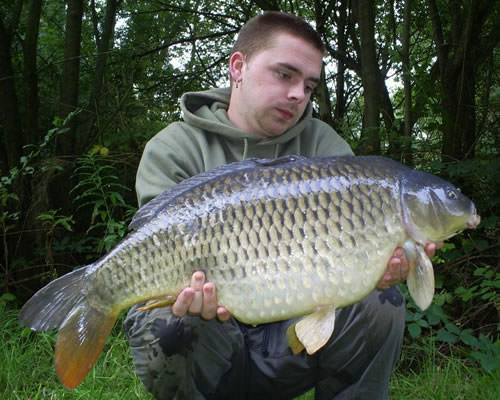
left=235, top=79, right=242, bottom=88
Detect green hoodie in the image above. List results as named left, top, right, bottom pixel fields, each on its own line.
left=136, top=87, right=353, bottom=206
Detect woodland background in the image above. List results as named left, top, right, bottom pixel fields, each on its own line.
left=0, top=0, right=499, bottom=383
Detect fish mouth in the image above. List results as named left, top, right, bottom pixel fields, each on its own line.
left=467, top=214, right=481, bottom=229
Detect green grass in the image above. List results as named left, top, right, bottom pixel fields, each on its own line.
left=388, top=341, right=500, bottom=400
left=2, top=303, right=498, bottom=400
left=1, top=305, right=153, bottom=400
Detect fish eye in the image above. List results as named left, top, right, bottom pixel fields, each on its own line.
left=447, top=190, right=458, bottom=200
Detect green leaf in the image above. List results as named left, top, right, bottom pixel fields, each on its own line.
left=460, top=329, right=479, bottom=347
left=408, top=323, right=422, bottom=338
left=445, top=323, right=461, bottom=335
left=0, top=293, right=16, bottom=302
left=436, top=328, right=458, bottom=343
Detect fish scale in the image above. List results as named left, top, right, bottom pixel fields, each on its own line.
left=20, top=155, right=480, bottom=390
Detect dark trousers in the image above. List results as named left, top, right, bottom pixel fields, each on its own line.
left=123, top=288, right=405, bottom=400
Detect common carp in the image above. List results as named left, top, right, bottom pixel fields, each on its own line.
left=20, top=155, right=480, bottom=389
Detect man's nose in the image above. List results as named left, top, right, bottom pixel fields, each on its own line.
left=288, top=82, right=307, bottom=102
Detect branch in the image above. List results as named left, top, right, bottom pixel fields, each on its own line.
left=324, top=41, right=361, bottom=75
left=427, top=0, right=447, bottom=72
left=133, top=28, right=239, bottom=58
left=134, top=3, right=246, bottom=27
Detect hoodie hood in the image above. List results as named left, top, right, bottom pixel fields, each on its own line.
left=180, top=87, right=315, bottom=147
left=136, top=87, right=353, bottom=206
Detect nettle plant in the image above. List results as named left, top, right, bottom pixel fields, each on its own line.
left=71, top=149, right=136, bottom=254
left=404, top=242, right=500, bottom=373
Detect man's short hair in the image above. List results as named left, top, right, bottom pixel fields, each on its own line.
left=231, top=11, right=325, bottom=60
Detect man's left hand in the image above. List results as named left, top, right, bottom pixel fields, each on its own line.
left=376, top=242, right=443, bottom=290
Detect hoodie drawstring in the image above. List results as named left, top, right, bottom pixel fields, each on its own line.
left=273, top=143, right=280, bottom=158
left=242, top=138, right=248, bottom=160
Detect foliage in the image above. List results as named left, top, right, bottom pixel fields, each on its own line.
left=400, top=154, right=500, bottom=374
left=2, top=300, right=497, bottom=399
left=391, top=340, right=500, bottom=399
left=71, top=149, right=136, bottom=254
left=0, top=112, right=79, bottom=291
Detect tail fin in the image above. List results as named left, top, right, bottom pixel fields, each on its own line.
left=20, top=266, right=119, bottom=389
left=55, top=301, right=118, bottom=389
left=20, top=267, right=89, bottom=331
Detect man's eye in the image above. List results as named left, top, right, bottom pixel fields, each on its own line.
left=278, top=71, right=291, bottom=80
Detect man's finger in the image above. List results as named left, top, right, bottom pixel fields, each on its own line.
left=217, top=306, right=232, bottom=322
left=424, top=242, right=444, bottom=258
left=200, top=282, right=217, bottom=319
left=172, top=288, right=195, bottom=317
left=188, top=271, right=205, bottom=314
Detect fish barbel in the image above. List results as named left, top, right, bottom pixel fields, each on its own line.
left=20, top=155, right=480, bottom=389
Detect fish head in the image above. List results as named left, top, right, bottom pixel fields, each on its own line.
left=401, top=171, right=480, bottom=244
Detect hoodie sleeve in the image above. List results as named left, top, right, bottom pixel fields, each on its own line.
left=135, top=122, right=206, bottom=207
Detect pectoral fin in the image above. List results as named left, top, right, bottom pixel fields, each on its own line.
left=288, top=305, right=336, bottom=355
left=286, top=321, right=305, bottom=354
left=137, top=296, right=176, bottom=311
left=406, top=244, right=435, bottom=310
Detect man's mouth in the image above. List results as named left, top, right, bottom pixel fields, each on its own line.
left=276, top=108, right=294, bottom=120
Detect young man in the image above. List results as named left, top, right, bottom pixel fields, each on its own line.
left=124, top=12, right=439, bottom=399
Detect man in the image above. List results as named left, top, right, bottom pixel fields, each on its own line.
left=124, top=11, right=440, bottom=400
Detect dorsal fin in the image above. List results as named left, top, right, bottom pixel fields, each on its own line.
left=129, top=155, right=305, bottom=230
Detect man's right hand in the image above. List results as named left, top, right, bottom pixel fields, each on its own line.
left=171, top=271, right=232, bottom=322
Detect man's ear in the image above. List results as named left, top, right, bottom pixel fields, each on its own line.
left=229, top=51, right=245, bottom=83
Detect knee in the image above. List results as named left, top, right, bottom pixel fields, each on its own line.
left=330, top=287, right=406, bottom=348
left=362, top=287, right=406, bottom=344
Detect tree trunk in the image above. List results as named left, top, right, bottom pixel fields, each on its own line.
left=428, top=0, right=500, bottom=162
left=23, top=0, right=43, bottom=147
left=56, top=0, right=84, bottom=156
left=333, top=0, right=348, bottom=126
left=0, top=9, right=23, bottom=171
left=401, top=0, right=414, bottom=165
left=316, top=63, right=335, bottom=128
left=355, top=0, right=381, bottom=155
left=79, top=0, right=120, bottom=150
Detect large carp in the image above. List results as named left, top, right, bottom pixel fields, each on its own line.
left=20, top=155, right=480, bottom=389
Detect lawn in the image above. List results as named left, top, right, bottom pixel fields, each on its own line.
left=2, top=304, right=498, bottom=399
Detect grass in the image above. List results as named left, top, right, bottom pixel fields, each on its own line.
left=2, top=302, right=498, bottom=400
left=388, top=341, right=500, bottom=400
left=1, top=305, right=153, bottom=400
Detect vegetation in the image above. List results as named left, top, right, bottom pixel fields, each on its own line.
left=0, top=297, right=153, bottom=400
left=0, top=0, right=499, bottom=398
left=2, top=295, right=498, bottom=399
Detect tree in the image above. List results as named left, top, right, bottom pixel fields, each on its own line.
left=354, top=0, right=382, bottom=154
left=428, top=0, right=500, bottom=161
left=56, top=0, right=84, bottom=155
left=0, top=1, right=24, bottom=172
left=79, top=0, right=121, bottom=151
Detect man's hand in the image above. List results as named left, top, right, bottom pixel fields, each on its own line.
left=172, top=271, right=232, bottom=321
left=377, top=242, right=444, bottom=290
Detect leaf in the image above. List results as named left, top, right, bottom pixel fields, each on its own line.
left=0, top=293, right=16, bottom=302
left=444, top=322, right=461, bottom=335
left=436, top=328, right=458, bottom=343
left=460, top=329, right=479, bottom=348
left=408, top=323, right=421, bottom=338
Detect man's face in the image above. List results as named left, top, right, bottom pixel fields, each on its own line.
left=228, top=33, right=323, bottom=138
